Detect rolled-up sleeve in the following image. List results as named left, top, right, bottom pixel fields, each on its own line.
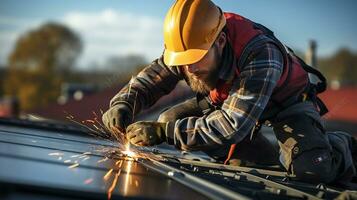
left=167, top=42, right=284, bottom=151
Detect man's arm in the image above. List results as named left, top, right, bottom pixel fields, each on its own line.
left=166, top=42, right=284, bottom=151
left=108, top=57, right=183, bottom=124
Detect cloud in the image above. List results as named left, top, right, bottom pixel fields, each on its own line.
left=0, top=17, right=42, bottom=66
left=0, top=9, right=164, bottom=69
left=61, top=9, right=164, bottom=69
left=0, top=31, right=17, bottom=64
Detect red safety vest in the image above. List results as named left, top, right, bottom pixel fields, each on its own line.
left=209, top=13, right=309, bottom=109
left=208, top=13, right=329, bottom=165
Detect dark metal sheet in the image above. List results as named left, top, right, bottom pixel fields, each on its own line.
left=0, top=119, right=352, bottom=200
left=0, top=123, right=208, bottom=200
left=0, top=124, right=114, bottom=146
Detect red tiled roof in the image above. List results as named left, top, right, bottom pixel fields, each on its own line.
left=32, top=86, right=121, bottom=122
left=319, top=87, right=357, bottom=123
left=32, top=84, right=192, bottom=122
left=33, top=84, right=357, bottom=124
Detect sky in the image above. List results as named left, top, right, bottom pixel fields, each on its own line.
left=0, top=0, right=356, bottom=70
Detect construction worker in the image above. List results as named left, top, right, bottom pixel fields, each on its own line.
left=102, top=0, right=356, bottom=184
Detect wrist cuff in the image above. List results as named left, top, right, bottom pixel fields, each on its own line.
left=165, top=121, right=175, bottom=145
left=110, top=101, right=134, bottom=113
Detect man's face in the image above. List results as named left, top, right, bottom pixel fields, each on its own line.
left=184, top=43, right=222, bottom=94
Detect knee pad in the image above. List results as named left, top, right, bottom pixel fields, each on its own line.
left=290, top=148, right=335, bottom=184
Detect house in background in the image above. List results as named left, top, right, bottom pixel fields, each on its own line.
left=319, top=87, right=357, bottom=135
left=32, top=81, right=193, bottom=123
left=30, top=83, right=357, bottom=136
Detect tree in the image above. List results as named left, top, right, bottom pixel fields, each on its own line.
left=3, top=22, right=82, bottom=110
left=319, top=48, right=357, bottom=86
left=103, top=54, right=148, bottom=87
left=0, top=67, right=5, bottom=96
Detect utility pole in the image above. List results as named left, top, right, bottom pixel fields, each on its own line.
left=306, top=40, right=317, bottom=67
left=306, top=40, right=319, bottom=84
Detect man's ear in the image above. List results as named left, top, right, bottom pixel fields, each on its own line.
left=215, top=31, right=226, bottom=53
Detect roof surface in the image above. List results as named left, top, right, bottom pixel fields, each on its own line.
left=1, top=117, right=355, bottom=200
left=0, top=118, right=205, bottom=200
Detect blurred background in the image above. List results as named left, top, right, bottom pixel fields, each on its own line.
left=0, top=0, right=356, bottom=134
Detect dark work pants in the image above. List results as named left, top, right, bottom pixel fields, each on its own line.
left=158, top=97, right=356, bottom=184
left=272, top=113, right=355, bottom=184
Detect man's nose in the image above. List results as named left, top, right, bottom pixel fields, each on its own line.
left=186, top=64, right=198, bottom=73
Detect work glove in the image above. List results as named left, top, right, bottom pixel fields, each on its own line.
left=126, top=121, right=167, bottom=146
left=102, top=103, right=133, bottom=133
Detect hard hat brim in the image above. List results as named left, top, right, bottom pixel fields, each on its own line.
left=163, top=48, right=208, bottom=66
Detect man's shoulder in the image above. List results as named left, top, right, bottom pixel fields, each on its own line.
left=238, top=34, right=284, bottom=65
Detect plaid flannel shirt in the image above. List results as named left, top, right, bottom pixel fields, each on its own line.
left=110, top=35, right=283, bottom=151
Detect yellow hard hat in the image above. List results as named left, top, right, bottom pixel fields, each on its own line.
left=163, top=0, right=226, bottom=66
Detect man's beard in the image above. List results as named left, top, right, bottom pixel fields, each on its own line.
left=185, top=46, right=220, bottom=95
left=186, top=74, right=212, bottom=95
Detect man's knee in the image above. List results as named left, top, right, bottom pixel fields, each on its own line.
left=290, top=148, right=336, bottom=184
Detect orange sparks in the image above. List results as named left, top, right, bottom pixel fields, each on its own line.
left=127, top=76, right=133, bottom=100
left=95, top=148, right=111, bottom=153
left=76, top=152, right=91, bottom=160
left=132, top=91, right=138, bottom=121
left=84, top=178, right=93, bottom=185
left=97, top=157, right=109, bottom=163
left=123, top=160, right=133, bottom=196
left=107, top=170, right=121, bottom=200
left=110, top=126, right=122, bottom=141
left=92, top=111, right=99, bottom=118
left=83, top=119, right=95, bottom=124
left=68, top=163, right=79, bottom=169
left=111, top=126, right=122, bottom=134
left=116, top=160, right=123, bottom=168
left=122, top=150, right=136, bottom=158
left=64, top=112, right=75, bottom=119
left=48, top=152, right=63, bottom=156
left=64, top=111, right=112, bottom=141
left=82, top=157, right=90, bottom=161
left=103, top=169, right=114, bottom=181
left=93, top=124, right=101, bottom=131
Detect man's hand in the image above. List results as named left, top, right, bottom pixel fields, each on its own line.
left=102, top=104, right=132, bottom=132
left=126, top=121, right=167, bottom=146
